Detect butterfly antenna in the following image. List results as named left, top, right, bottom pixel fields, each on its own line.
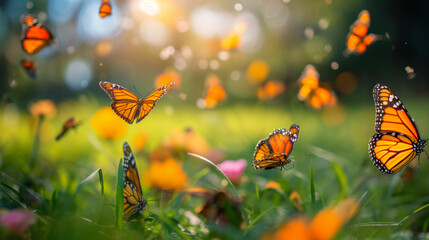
left=424, top=149, right=429, bottom=161
left=132, top=85, right=144, bottom=98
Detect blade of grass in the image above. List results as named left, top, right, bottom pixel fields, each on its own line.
left=115, top=158, right=124, bottom=229
left=310, top=159, right=315, bottom=214
left=187, top=152, right=249, bottom=225
left=331, top=162, right=348, bottom=201
left=151, top=211, right=191, bottom=240
left=399, top=202, right=429, bottom=224
left=246, top=205, right=276, bottom=231
left=0, top=183, right=26, bottom=208
left=75, top=168, right=104, bottom=197
left=255, top=184, right=259, bottom=201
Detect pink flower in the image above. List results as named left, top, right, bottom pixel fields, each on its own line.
left=217, top=159, right=247, bottom=182
left=0, top=209, right=36, bottom=235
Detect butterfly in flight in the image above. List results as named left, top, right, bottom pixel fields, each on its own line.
left=369, top=83, right=428, bottom=174
left=123, top=142, right=147, bottom=220
left=297, top=65, right=337, bottom=109
left=346, top=10, right=381, bottom=55
left=56, top=117, right=80, bottom=141
left=254, top=124, right=299, bottom=170
left=202, top=74, right=226, bottom=109
left=257, top=81, right=286, bottom=100
left=99, top=81, right=175, bottom=124
left=99, top=0, right=112, bottom=18
left=21, top=59, right=37, bottom=79
left=20, top=14, right=55, bottom=55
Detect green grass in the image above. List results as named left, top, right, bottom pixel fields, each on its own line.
left=1, top=98, right=429, bottom=239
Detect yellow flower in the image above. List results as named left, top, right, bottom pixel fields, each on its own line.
left=91, top=107, right=128, bottom=140
left=220, top=21, right=247, bottom=50
left=144, top=158, right=188, bottom=191
left=267, top=197, right=359, bottom=240
left=265, top=180, right=281, bottom=190
left=155, top=70, right=181, bottom=89
left=29, top=99, right=56, bottom=119
left=289, top=191, right=303, bottom=211
left=247, top=60, right=269, bottom=84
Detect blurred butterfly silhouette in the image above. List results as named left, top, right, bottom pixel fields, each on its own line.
left=99, top=81, right=175, bottom=124
left=20, top=14, right=55, bottom=55
left=56, top=117, right=80, bottom=141
left=346, top=10, right=381, bottom=55
left=99, top=0, right=112, bottom=18
left=21, top=59, right=36, bottom=79
left=254, top=124, right=299, bottom=170
left=297, top=65, right=337, bottom=109
left=202, top=74, right=226, bottom=109
left=257, top=81, right=286, bottom=100
left=123, top=142, right=147, bottom=220
left=369, top=83, right=428, bottom=174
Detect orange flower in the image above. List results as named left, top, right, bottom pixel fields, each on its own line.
left=203, top=74, right=226, bottom=109
left=247, top=60, right=269, bottom=84
left=29, top=99, right=56, bottom=119
left=289, top=191, right=303, bottom=211
left=268, top=198, right=359, bottom=240
left=265, top=180, right=281, bottom=190
left=143, top=157, right=188, bottom=191
left=91, top=107, right=128, bottom=140
left=220, top=21, right=247, bottom=50
left=155, top=70, right=181, bottom=89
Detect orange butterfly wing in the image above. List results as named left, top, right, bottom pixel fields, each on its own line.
left=99, top=81, right=140, bottom=124
left=123, top=142, right=146, bottom=220
left=254, top=124, right=299, bottom=170
left=369, top=83, right=427, bottom=174
left=99, top=0, right=112, bottom=18
left=21, top=15, right=55, bottom=55
left=135, top=82, right=175, bottom=123
left=21, top=59, right=37, bottom=78
left=346, top=10, right=379, bottom=55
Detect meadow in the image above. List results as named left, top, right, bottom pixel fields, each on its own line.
left=1, top=0, right=429, bottom=239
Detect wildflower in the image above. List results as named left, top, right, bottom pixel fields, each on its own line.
left=265, top=180, right=281, bottom=190
left=247, top=60, right=269, bottom=84
left=289, top=191, right=303, bottom=211
left=267, top=197, right=359, bottom=240
left=0, top=209, right=36, bottom=235
left=29, top=99, right=56, bottom=119
left=155, top=70, right=181, bottom=89
left=165, top=128, right=210, bottom=156
left=144, top=157, right=188, bottom=191
left=91, top=107, right=128, bottom=140
left=203, top=74, right=226, bottom=109
left=217, top=159, right=247, bottom=183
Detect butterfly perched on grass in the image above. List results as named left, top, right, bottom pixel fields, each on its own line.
left=346, top=10, right=381, bottom=55
left=123, top=142, right=147, bottom=220
left=20, top=14, right=55, bottom=55
left=253, top=124, right=299, bottom=170
left=99, top=0, right=112, bottom=18
left=99, top=81, right=174, bottom=124
left=56, top=117, right=80, bottom=141
left=369, top=83, right=428, bottom=174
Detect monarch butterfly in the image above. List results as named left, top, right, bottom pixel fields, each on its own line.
left=369, top=83, right=428, bottom=174
left=202, top=74, right=226, bottom=109
left=346, top=10, right=381, bottom=55
left=297, top=65, right=337, bottom=109
left=99, top=81, right=175, bottom=124
left=99, top=0, right=112, bottom=18
left=123, top=141, right=147, bottom=220
left=21, top=59, right=36, bottom=79
left=56, top=117, right=80, bottom=141
left=254, top=124, right=299, bottom=170
left=20, top=14, right=55, bottom=55
left=257, top=81, right=286, bottom=100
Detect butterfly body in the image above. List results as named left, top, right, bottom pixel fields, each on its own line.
left=369, top=84, right=427, bottom=174
left=20, top=15, right=55, bottom=55
left=99, top=0, right=112, bottom=18
left=123, top=142, right=147, bottom=220
left=56, top=117, right=80, bottom=141
left=99, top=81, right=174, bottom=124
left=254, top=124, right=299, bottom=170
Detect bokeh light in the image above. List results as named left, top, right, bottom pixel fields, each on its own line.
left=65, top=59, right=93, bottom=91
